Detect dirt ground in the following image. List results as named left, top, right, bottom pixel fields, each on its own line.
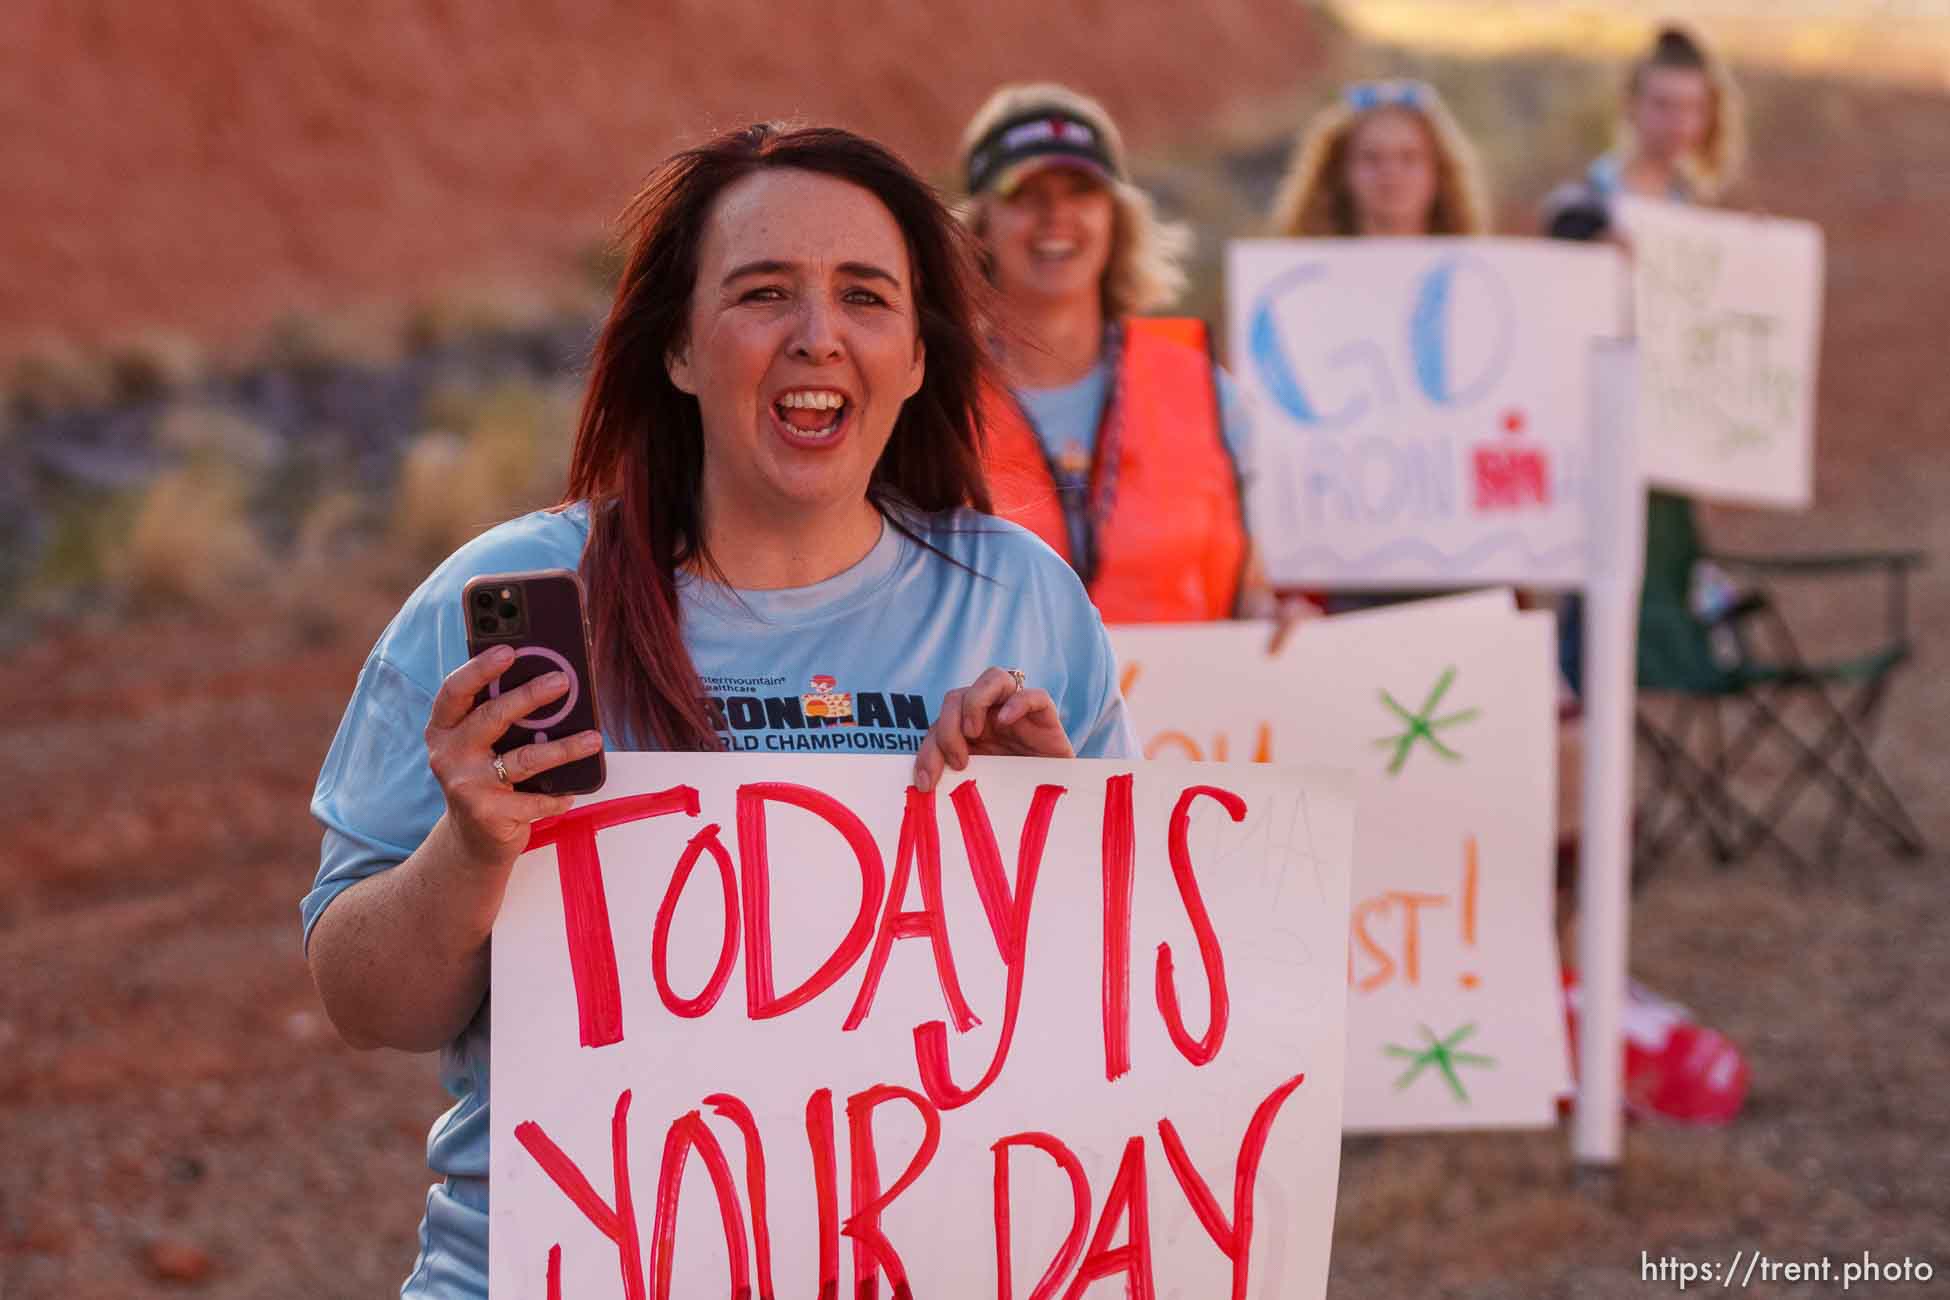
left=5, top=58, right=1949, bottom=1300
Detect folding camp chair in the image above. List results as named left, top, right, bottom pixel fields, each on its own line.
left=1632, top=491, right=1927, bottom=881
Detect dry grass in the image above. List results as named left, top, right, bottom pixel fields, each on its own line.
left=391, top=380, right=578, bottom=563
left=402, top=281, right=578, bottom=351
left=26, top=493, right=140, bottom=599
left=112, top=463, right=268, bottom=608
left=7, top=334, right=118, bottom=414
left=152, top=403, right=280, bottom=475
left=105, top=330, right=206, bottom=402
left=261, top=308, right=411, bottom=375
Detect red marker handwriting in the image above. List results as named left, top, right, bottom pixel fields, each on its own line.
left=1101, top=773, right=1136, bottom=1082
left=513, top=1089, right=647, bottom=1300
left=844, top=787, right=978, bottom=1033
left=992, top=1132, right=1091, bottom=1300
left=737, top=783, right=885, bottom=1020
left=1157, top=1072, right=1307, bottom=1300
left=652, top=824, right=739, bottom=1018
left=704, top=1093, right=775, bottom=1300
left=1064, top=1136, right=1154, bottom=1300
left=843, top=1084, right=941, bottom=1300
left=649, top=1111, right=750, bottom=1300
left=530, top=787, right=702, bottom=1048
left=807, top=1088, right=840, bottom=1298
left=1156, top=786, right=1244, bottom=1067
left=915, top=782, right=1067, bottom=1109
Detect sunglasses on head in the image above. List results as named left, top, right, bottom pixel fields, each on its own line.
left=1343, top=79, right=1433, bottom=112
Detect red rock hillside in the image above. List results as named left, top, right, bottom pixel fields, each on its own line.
left=0, top=0, right=1335, bottom=357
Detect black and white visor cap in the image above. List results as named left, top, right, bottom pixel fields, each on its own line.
left=966, top=110, right=1120, bottom=196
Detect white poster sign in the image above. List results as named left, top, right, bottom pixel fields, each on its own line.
left=1617, top=197, right=1822, bottom=509
left=1229, top=238, right=1623, bottom=588
left=1112, top=596, right=1570, bottom=1131
left=491, top=753, right=1355, bottom=1299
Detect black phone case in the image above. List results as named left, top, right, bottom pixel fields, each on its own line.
left=462, top=569, right=607, bottom=797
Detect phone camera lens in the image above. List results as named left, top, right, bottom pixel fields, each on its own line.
left=499, top=602, right=519, bottom=619
left=475, top=614, right=496, bottom=634
left=474, top=591, right=494, bottom=610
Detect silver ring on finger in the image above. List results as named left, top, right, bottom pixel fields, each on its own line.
left=492, top=753, right=513, bottom=786
left=1006, top=668, right=1026, bottom=692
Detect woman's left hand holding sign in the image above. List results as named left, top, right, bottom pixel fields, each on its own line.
left=913, top=666, right=1073, bottom=793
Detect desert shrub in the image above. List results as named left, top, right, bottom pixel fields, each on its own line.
left=403, top=284, right=559, bottom=351
left=391, top=379, right=576, bottom=562
left=154, top=402, right=282, bottom=476
left=8, top=336, right=118, bottom=415
left=113, top=461, right=268, bottom=607
left=106, top=331, right=206, bottom=402
left=262, top=309, right=405, bottom=375
left=25, top=491, right=137, bottom=597
left=390, top=430, right=479, bottom=562
left=292, top=489, right=375, bottom=574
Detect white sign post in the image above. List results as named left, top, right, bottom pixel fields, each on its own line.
left=1616, top=197, right=1823, bottom=508
left=1112, top=597, right=1573, bottom=1132
left=490, top=753, right=1356, bottom=1299
left=1572, top=343, right=1645, bottom=1166
left=1228, top=239, right=1637, bottom=1168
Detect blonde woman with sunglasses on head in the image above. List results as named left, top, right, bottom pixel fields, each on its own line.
left=1269, top=78, right=1491, bottom=242
left=1267, top=78, right=1492, bottom=614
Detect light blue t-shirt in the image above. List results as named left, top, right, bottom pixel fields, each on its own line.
left=1016, top=361, right=1253, bottom=566
left=1585, top=150, right=1695, bottom=205
left=301, top=501, right=1136, bottom=1299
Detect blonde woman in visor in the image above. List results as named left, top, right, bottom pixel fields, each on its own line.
left=959, top=83, right=1311, bottom=639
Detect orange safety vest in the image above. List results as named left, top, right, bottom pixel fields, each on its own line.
left=981, top=317, right=1247, bottom=623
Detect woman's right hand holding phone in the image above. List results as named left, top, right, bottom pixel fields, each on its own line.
left=309, top=646, right=603, bottom=1052
left=426, top=645, right=603, bottom=870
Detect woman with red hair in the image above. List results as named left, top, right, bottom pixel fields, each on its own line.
left=300, top=123, right=1133, bottom=1298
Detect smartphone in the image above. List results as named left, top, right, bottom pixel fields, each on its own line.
left=461, top=568, right=607, bottom=797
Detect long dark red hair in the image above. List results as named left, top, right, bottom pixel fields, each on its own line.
left=563, top=123, right=996, bottom=751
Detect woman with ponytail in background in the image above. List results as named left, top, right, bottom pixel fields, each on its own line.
left=1545, top=25, right=1747, bottom=696
left=1543, top=25, right=1745, bottom=244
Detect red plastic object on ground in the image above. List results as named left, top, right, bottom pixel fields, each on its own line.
left=1561, top=967, right=1750, bottom=1125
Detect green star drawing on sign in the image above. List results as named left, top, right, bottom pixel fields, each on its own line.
left=1374, top=665, right=1480, bottom=775
left=1385, top=1022, right=1496, bottom=1102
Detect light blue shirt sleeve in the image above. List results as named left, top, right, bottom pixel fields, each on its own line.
left=1214, top=364, right=1255, bottom=488
left=990, top=517, right=1137, bottom=759
left=1068, top=616, right=1139, bottom=760
left=302, top=655, right=445, bottom=949
left=888, top=511, right=1136, bottom=762
left=300, top=507, right=591, bottom=950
